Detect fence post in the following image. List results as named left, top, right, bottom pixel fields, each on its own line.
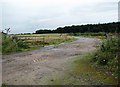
left=118, top=34, right=120, bottom=38
left=43, top=37, right=45, bottom=47
left=106, top=34, right=108, bottom=40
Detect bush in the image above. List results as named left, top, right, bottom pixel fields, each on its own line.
left=91, top=35, right=120, bottom=76
left=2, top=34, right=28, bottom=54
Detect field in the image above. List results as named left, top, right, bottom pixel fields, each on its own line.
left=13, top=33, right=77, bottom=47
left=68, top=32, right=107, bottom=40
left=2, top=33, right=77, bottom=54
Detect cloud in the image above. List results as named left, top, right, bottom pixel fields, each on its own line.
left=1, top=0, right=119, bottom=34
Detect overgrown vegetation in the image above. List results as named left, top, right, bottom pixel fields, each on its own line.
left=2, top=33, right=77, bottom=54
left=90, top=35, right=120, bottom=77
left=1, top=82, right=7, bottom=86
left=2, top=33, right=29, bottom=54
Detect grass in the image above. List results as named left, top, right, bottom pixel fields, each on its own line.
left=2, top=33, right=77, bottom=54
left=82, top=35, right=106, bottom=40
left=1, top=82, right=7, bottom=86
left=40, top=53, right=117, bottom=85
left=12, top=33, right=67, bottom=37
left=72, top=54, right=117, bottom=85
left=39, top=34, right=119, bottom=85
left=68, top=32, right=106, bottom=36
left=68, top=32, right=106, bottom=40
left=44, top=35, right=77, bottom=45
left=13, top=34, right=77, bottom=47
left=90, top=35, right=120, bottom=77
left=2, top=34, right=29, bottom=55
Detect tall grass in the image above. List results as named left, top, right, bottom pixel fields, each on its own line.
left=2, top=34, right=28, bottom=54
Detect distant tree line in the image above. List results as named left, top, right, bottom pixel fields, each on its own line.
left=35, top=29, right=53, bottom=34
left=35, top=22, right=120, bottom=34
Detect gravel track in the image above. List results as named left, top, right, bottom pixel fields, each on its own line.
left=2, top=37, right=101, bottom=85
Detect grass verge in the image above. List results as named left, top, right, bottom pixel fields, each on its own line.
left=90, top=35, right=120, bottom=78
left=39, top=53, right=117, bottom=85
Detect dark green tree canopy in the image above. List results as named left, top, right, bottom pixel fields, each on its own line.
left=35, top=22, right=120, bottom=34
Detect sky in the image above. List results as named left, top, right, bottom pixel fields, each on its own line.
left=0, top=0, right=119, bottom=34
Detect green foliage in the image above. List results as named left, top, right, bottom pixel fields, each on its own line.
left=43, top=53, right=117, bottom=85
left=2, top=34, right=29, bottom=54
left=2, top=82, right=7, bottom=86
left=2, top=34, right=77, bottom=54
left=46, top=37, right=77, bottom=45
left=91, top=35, right=120, bottom=76
left=67, top=32, right=107, bottom=40
left=35, top=22, right=120, bottom=34
left=68, top=32, right=106, bottom=36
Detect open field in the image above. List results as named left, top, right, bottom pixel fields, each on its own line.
left=13, top=33, right=67, bottom=36
left=2, top=34, right=77, bottom=54
left=13, top=34, right=77, bottom=49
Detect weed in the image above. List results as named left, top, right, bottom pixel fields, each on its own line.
left=2, top=34, right=29, bottom=54
left=2, top=82, right=7, bottom=86
left=91, top=35, right=120, bottom=77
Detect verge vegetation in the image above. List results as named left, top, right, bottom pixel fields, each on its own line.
left=90, top=34, right=120, bottom=78
left=41, top=53, right=117, bottom=85
left=2, top=33, right=28, bottom=54
left=73, top=34, right=120, bottom=85
left=2, top=33, right=77, bottom=54
left=72, top=34, right=120, bottom=85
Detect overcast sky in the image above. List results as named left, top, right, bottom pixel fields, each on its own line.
left=0, top=0, right=119, bottom=34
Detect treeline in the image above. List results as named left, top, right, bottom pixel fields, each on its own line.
left=35, top=22, right=120, bottom=34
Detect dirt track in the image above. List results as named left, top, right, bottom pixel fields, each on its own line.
left=2, top=37, right=101, bottom=85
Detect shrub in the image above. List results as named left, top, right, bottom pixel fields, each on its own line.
left=91, top=35, right=120, bottom=76
left=2, top=34, right=28, bottom=54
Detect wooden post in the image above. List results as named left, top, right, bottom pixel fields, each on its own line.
left=35, top=37, right=37, bottom=47
left=43, top=37, right=45, bottom=47
left=106, top=34, right=110, bottom=40
left=25, top=37, right=27, bottom=46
